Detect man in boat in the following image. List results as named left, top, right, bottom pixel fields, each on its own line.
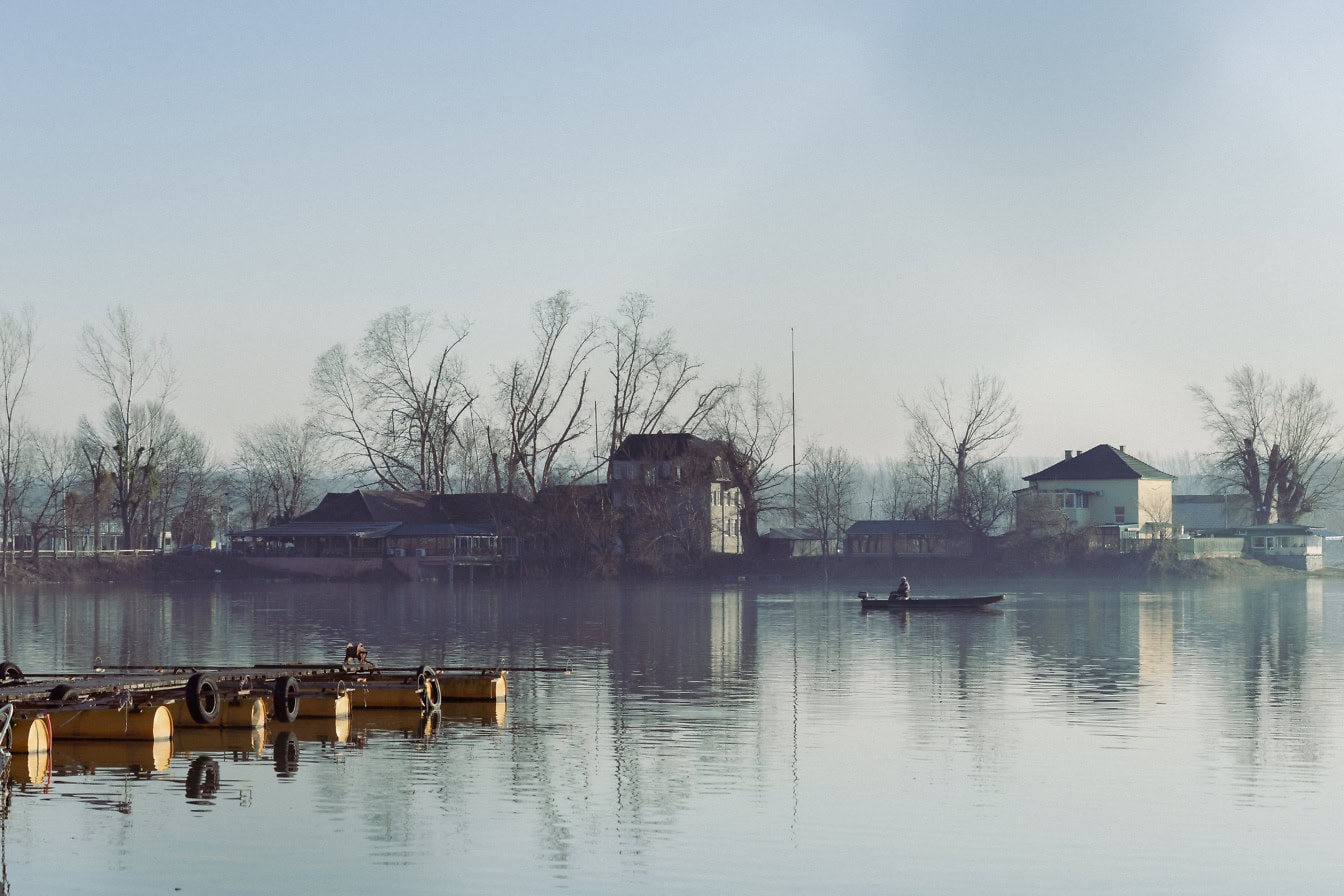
left=891, top=577, right=911, bottom=600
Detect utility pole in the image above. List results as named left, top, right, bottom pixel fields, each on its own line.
left=791, top=328, right=797, bottom=526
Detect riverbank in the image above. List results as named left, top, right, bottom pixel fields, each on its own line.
left=0, top=551, right=1335, bottom=586
left=0, top=554, right=274, bottom=585
left=692, top=552, right=1343, bottom=587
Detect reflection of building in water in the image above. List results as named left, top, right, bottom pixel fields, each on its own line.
left=1137, top=593, right=1173, bottom=690
left=1306, top=578, right=1324, bottom=629
left=709, top=589, right=743, bottom=688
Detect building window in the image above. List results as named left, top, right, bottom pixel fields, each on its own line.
left=1115, top=506, right=1126, bottom=524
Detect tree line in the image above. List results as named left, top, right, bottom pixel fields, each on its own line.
left=0, top=296, right=1336, bottom=570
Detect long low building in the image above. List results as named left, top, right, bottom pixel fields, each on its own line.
left=844, top=519, right=977, bottom=558
left=231, top=490, right=528, bottom=579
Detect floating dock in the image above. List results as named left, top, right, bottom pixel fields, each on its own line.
left=0, top=660, right=511, bottom=756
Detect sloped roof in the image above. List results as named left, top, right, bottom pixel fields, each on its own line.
left=233, top=521, right=401, bottom=539
left=234, top=489, right=533, bottom=540
left=298, top=489, right=439, bottom=523
left=846, top=519, right=974, bottom=537
left=429, top=492, right=532, bottom=524
left=1024, top=445, right=1174, bottom=483
left=764, top=527, right=824, bottom=540
left=611, top=432, right=717, bottom=461
left=610, top=432, right=733, bottom=481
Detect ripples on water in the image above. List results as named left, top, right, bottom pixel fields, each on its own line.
left=1, top=578, right=1344, bottom=893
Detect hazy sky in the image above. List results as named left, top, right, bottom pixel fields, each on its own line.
left=4, top=2, right=1343, bottom=469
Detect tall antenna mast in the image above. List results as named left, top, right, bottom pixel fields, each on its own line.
left=791, top=327, right=797, bottom=526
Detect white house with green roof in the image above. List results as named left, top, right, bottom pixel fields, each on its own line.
left=1016, top=445, right=1175, bottom=536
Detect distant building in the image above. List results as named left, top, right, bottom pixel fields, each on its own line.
left=608, top=433, right=744, bottom=561
left=1016, top=445, right=1175, bottom=540
left=844, top=519, right=976, bottom=558
left=1173, top=494, right=1255, bottom=533
left=762, top=527, right=827, bottom=558
left=230, top=489, right=528, bottom=579
left=1177, top=523, right=1326, bottom=571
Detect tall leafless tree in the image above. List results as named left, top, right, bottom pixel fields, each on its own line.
left=491, top=291, right=602, bottom=497
left=77, top=306, right=176, bottom=551
left=901, top=428, right=950, bottom=519
left=900, top=372, right=1019, bottom=525
left=797, top=441, right=858, bottom=555
left=1191, top=366, right=1342, bottom=524
left=235, top=416, right=325, bottom=523
left=874, top=457, right=923, bottom=520
left=956, top=464, right=1015, bottom=536
left=606, top=293, right=733, bottom=455
left=309, top=307, right=476, bottom=492
left=0, top=306, right=35, bottom=574
left=21, top=430, right=78, bottom=570
left=146, top=420, right=218, bottom=549
left=705, top=366, right=791, bottom=554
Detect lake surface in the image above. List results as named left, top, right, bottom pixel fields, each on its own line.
left=1, top=574, right=1343, bottom=894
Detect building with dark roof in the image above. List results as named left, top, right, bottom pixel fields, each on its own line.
left=231, top=489, right=529, bottom=579
left=1172, top=493, right=1254, bottom=532
left=1016, top=445, right=1175, bottom=537
left=762, top=527, right=827, bottom=558
left=608, top=432, right=744, bottom=561
left=844, top=519, right=976, bottom=558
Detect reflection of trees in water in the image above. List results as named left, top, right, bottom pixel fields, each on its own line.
left=883, top=609, right=1015, bottom=784
left=1012, top=581, right=1330, bottom=782
left=1014, top=589, right=1144, bottom=708
left=1197, top=582, right=1320, bottom=780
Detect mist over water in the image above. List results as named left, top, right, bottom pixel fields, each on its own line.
left=0, top=576, right=1341, bottom=894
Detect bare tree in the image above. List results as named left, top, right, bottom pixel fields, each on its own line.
left=309, top=307, right=476, bottom=492
left=900, top=372, right=1019, bottom=524
left=957, top=464, right=1015, bottom=536
left=1140, top=488, right=1175, bottom=543
left=77, top=306, right=176, bottom=551
left=453, top=416, right=499, bottom=494
left=874, top=457, right=921, bottom=520
left=22, top=431, right=79, bottom=570
left=491, top=291, right=602, bottom=498
left=606, top=293, right=733, bottom=455
left=797, top=441, right=858, bottom=555
left=148, top=421, right=218, bottom=549
left=901, top=428, right=950, bottom=519
left=235, top=416, right=325, bottom=523
left=705, top=366, right=791, bottom=554
left=0, top=307, right=35, bottom=574
left=1191, top=366, right=1342, bottom=524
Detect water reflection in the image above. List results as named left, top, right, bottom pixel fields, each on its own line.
left=0, top=578, right=1342, bottom=891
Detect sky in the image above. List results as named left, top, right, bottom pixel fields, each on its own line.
left=4, top=2, right=1344, bottom=473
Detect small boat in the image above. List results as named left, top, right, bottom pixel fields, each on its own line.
left=858, top=592, right=1005, bottom=610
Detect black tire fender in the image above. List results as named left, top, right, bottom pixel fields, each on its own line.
left=416, top=665, right=442, bottom=711
left=48, top=683, right=81, bottom=703
left=274, top=730, right=299, bottom=777
left=185, top=672, right=221, bottom=724
left=185, top=755, right=221, bottom=800
left=271, top=675, right=300, bottom=723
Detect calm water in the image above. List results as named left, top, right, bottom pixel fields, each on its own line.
left=0, top=574, right=1342, bottom=894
